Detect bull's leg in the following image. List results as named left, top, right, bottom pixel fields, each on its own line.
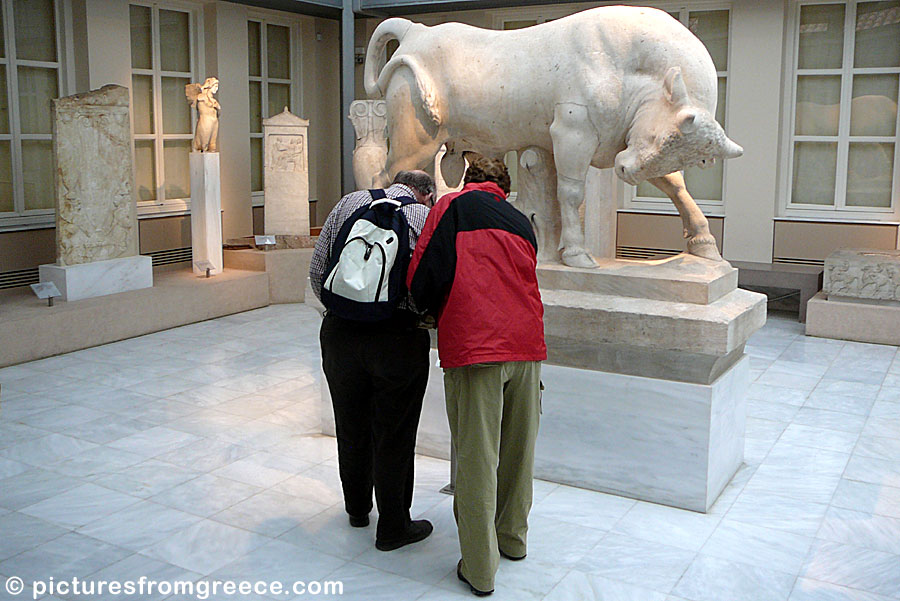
left=549, top=104, right=600, bottom=268
left=518, top=147, right=560, bottom=264
left=647, top=171, right=722, bottom=261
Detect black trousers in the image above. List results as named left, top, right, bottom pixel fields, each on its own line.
left=320, top=312, right=431, bottom=540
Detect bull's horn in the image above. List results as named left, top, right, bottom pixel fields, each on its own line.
left=721, top=138, right=743, bottom=158
left=664, top=67, right=689, bottom=106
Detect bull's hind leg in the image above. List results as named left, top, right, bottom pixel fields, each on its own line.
left=647, top=171, right=722, bottom=261
left=550, top=104, right=600, bottom=268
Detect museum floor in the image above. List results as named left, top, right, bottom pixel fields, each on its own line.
left=1, top=305, right=899, bottom=601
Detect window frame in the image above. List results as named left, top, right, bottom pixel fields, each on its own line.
left=247, top=10, right=302, bottom=208
left=779, top=0, right=900, bottom=222
left=0, top=0, right=67, bottom=231
left=130, top=0, right=203, bottom=219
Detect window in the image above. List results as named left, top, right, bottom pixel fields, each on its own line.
left=130, top=2, right=197, bottom=216
left=784, top=1, right=899, bottom=218
left=630, top=8, right=731, bottom=213
left=248, top=17, right=297, bottom=205
left=0, top=0, right=64, bottom=229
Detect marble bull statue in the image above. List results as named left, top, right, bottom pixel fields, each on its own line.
left=362, top=5, right=743, bottom=266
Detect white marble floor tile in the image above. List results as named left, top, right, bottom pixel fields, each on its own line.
left=4, top=373, right=82, bottom=394
left=215, top=373, right=290, bottom=395
left=83, top=553, right=203, bottom=601
left=745, top=417, right=789, bottom=442
left=523, top=514, right=607, bottom=567
left=165, top=384, right=248, bottom=408
left=277, top=504, right=376, bottom=561
left=743, top=467, right=841, bottom=505
left=0, top=457, right=30, bottom=480
left=767, top=360, right=831, bottom=379
left=831, top=479, right=900, bottom=519
left=544, top=571, right=668, bottom=601
left=124, top=376, right=203, bottom=399
left=805, top=392, right=877, bottom=416
left=671, top=554, right=796, bottom=601
left=869, top=399, right=900, bottom=415
left=212, top=489, right=331, bottom=538
left=91, top=459, right=200, bottom=498
left=154, top=439, right=254, bottom=473
left=0, top=395, right=65, bottom=420
left=861, top=416, right=900, bottom=439
left=726, top=490, right=830, bottom=537
left=0, top=468, right=84, bottom=510
left=0, top=433, right=98, bottom=467
left=0, top=532, right=131, bottom=582
left=212, top=451, right=317, bottom=489
left=20, top=483, right=141, bottom=529
left=823, top=365, right=888, bottom=386
left=76, top=499, right=202, bottom=552
left=143, top=519, right=270, bottom=576
left=107, top=426, right=200, bottom=457
left=779, top=424, right=860, bottom=454
left=764, top=442, right=852, bottom=478
left=816, top=506, right=900, bottom=555
left=801, top=540, right=900, bottom=598
left=843, top=455, right=900, bottom=488
left=272, top=470, right=344, bottom=508
left=61, top=388, right=160, bottom=415
left=700, top=519, right=814, bottom=575
left=813, top=380, right=882, bottom=401
left=531, top=484, right=635, bottom=532
left=610, top=501, right=721, bottom=552
left=575, top=533, right=696, bottom=594
left=853, top=434, right=900, bottom=462
left=164, top=409, right=248, bottom=438
left=755, top=371, right=822, bottom=393
left=60, top=415, right=155, bottom=445
left=779, top=340, right=844, bottom=364
left=747, top=383, right=810, bottom=406
left=266, top=434, right=338, bottom=463
left=0, top=363, right=42, bottom=382
left=789, top=577, right=897, bottom=601
left=312, top=562, right=431, bottom=601
left=148, top=474, right=261, bottom=518
left=0, top=512, right=68, bottom=561
left=213, top=392, right=296, bottom=419
left=48, top=446, right=145, bottom=480
left=793, top=408, right=868, bottom=433
left=747, top=398, right=802, bottom=422
left=215, top=420, right=298, bottom=451
left=128, top=399, right=201, bottom=425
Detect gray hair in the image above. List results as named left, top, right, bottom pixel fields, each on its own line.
left=393, top=170, right=436, bottom=199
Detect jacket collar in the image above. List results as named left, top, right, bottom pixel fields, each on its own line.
left=463, top=181, right=507, bottom=201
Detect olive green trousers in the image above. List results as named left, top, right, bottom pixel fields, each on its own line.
left=444, top=361, right=542, bottom=592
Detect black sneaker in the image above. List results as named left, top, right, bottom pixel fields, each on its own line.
left=499, top=548, right=526, bottom=561
left=456, top=560, right=493, bottom=596
left=348, top=514, right=369, bottom=528
left=375, top=520, right=433, bottom=551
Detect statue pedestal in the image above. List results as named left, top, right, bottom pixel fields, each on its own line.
left=190, top=152, right=223, bottom=275
left=39, top=255, right=152, bottom=302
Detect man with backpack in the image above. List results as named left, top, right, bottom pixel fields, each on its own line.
left=310, top=170, right=436, bottom=551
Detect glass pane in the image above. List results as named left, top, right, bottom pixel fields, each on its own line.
left=159, top=9, right=190, bottom=73
left=162, top=76, right=191, bottom=134
left=684, top=161, right=724, bottom=201
left=795, top=75, right=842, bottom=136
left=0, top=66, right=8, bottom=134
left=855, top=1, right=900, bottom=68
left=130, top=4, right=152, bottom=69
left=251, top=137, right=262, bottom=192
left=0, top=141, right=12, bottom=212
left=134, top=140, right=156, bottom=201
left=792, top=141, right=837, bottom=205
left=798, top=4, right=845, bottom=70
left=268, top=83, right=290, bottom=118
left=163, top=139, right=191, bottom=200
left=22, top=140, right=53, bottom=210
left=715, top=77, right=726, bottom=125
left=14, top=0, right=56, bottom=62
left=636, top=180, right=668, bottom=198
left=503, top=20, right=538, bottom=30
left=249, top=80, right=262, bottom=133
left=248, top=21, right=261, bottom=77
left=131, top=74, right=153, bottom=134
left=267, top=25, right=290, bottom=79
left=18, top=67, right=57, bottom=135
left=847, top=143, right=894, bottom=207
left=689, top=10, right=729, bottom=71
left=0, top=5, right=5, bottom=59
left=851, top=74, right=899, bottom=136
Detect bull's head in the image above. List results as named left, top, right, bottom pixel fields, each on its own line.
left=614, top=67, right=743, bottom=185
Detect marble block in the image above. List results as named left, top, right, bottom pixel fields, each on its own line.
left=53, top=85, right=137, bottom=266
left=263, top=109, right=310, bottom=236
left=823, top=249, right=900, bottom=302
left=223, top=248, right=313, bottom=304
left=807, top=291, right=900, bottom=346
left=39, top=255, right=152, bottom=302
left=190, top=152, right=223, bottom=275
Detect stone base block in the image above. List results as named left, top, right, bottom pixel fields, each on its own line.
left=223, top=248, right=313, bottom=304
left=190, top=152, right=223, bottom=275
left=806, top=291, right=900, bottom=345
left=321, top=350, right=748, bottom=512
left=39, top=255, right=152, bottom=302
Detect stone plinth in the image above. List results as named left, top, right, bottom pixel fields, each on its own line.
left=823, top=249, right=900, bottom=302
left=223, top=248, right=313, bottom=304
left=39, top=256, right=152, bottom=302
left=190, top=152, right=223, bottom=275
left=263, top=109, right=310, bottom=237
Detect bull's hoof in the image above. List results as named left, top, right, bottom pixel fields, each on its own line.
left=687, top=235, right=723, bottom=261
left=561, top=248, right=598, bottom=268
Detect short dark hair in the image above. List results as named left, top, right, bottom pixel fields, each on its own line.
left=462, top=153, right=511, bottom=195
left=393, top=170, right=436, bottom=198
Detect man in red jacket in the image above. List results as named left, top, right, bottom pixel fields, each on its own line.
left=407, top=154, right=546, bottom=596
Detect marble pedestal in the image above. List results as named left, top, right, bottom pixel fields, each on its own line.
left=190, top=152, right=223, bottom=275
left=39, top=255, right=152, bottom=302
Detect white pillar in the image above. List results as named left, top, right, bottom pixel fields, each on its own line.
left=190, top=152, right=223, bottom=275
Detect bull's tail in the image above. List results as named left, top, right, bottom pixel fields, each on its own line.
left=363, top=18, right=441, bottom=126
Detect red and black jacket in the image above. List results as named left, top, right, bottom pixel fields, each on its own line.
left=407, top=181, right=547, bottom=369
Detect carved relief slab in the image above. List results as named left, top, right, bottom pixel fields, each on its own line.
left=262, top=108, right=310, bottom=236
left=53, top=85, right=137, bottom=266
left=824, top=249, right=900, bottom=302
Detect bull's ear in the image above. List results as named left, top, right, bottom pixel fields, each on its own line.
left=677, top=108, right=699, bottom=134
left=664, top=67, right=690, bottom=106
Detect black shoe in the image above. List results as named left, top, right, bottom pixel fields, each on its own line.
left=348, top=514, right=369, bottom=528
left=457, top=560, right=493, bottom=596
left=499, top=548, right=526, bottom=561
left=375, top=519, right=433, bottom=551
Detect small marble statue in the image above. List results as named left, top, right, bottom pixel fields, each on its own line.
left=362, top=6, right=743, bottom=267
left=185, top=77, right=220, bottom=152
left=348, top=100, right=389, bottom=189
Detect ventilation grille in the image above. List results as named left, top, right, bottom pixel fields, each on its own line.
left=146, top=247, right=192, bottom=266
left=616, top=245, right=682, bottom=261
left=773, top=256, right=825, bottom=267
left=0, top=267, right=39, bottom=290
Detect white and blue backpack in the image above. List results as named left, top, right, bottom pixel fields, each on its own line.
left=321, top=189, right=415, bottom=321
